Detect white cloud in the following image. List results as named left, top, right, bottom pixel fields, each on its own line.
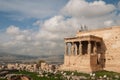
left=62, top=0, right=116, bottom=18
left=43, top=16, right=65, bottom=32
left=6, top=25, right=20, bottom=35
left=33, top=20, right=42, bottom=27
left=15, top=35, right=25, bottom=41
left=104, top=20, right=114, bottom=26
left=118, top=1, right=120, bottom=9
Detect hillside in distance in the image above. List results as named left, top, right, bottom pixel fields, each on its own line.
left=0, top=52, right=64, bottom=64
left=0, top=52, right=38, bottom=63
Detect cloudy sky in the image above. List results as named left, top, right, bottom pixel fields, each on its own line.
left=0, top=0, right=120, bottom=56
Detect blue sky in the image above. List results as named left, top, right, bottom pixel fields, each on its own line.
left=0, top=0, right=120, bottom=56
left=0, top=0, right=68, bottom=30
left=87, top=0, right=119, bottom=5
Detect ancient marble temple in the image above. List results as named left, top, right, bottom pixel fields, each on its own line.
left=60, top=26, right=120, bottom=73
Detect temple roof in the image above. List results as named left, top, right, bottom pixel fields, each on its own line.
left=64, top=35, right=102, bottom=42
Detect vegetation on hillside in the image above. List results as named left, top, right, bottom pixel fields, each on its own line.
left=1, top=70, right=120, bottom=80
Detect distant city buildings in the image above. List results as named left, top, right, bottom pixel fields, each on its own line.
left=0, top=62, right=59, bottom=73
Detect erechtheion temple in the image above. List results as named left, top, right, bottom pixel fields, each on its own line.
left=60, top=26, right=120, bottom=73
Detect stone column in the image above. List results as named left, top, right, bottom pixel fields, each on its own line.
left=70, top=42, right=72, bottom=55
left=88, top=41, right=91, bottom=54
left=72, top=42, right=75, bottom=55
left=75, top=43, right=78, bottom=55
left=65, top=42, right=68, bottom=55
left=93, top=41, right=97, bottom=54
left=79, top=41, right=82, bottom=55
left=70, top=42, right=74, bottom=55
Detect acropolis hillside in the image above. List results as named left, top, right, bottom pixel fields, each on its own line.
left=60, top=26, right=120, bottom=73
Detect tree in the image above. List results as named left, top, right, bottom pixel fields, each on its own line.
left=36, top=60, right=46, bottom=68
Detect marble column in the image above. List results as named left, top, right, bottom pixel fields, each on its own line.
left=88, top=41, right=91, bottom=54
left=93, top=41, right=97, bottom=54
left=75, top=43, right=78, bottom=55
left=70, top=42, right=72, bottom=55
left=72, top=42, right=75, bottom=55
left=65, top=42, right=68, bottom=55
left=79, top=41, right=82, bottom=55
left=71, top=42, right=74, bottom=55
